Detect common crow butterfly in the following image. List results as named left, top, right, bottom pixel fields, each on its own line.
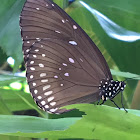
left=20, top=0, right=127, bottom=114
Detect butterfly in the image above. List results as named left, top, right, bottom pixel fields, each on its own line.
left=20, top=0, right=126, bottom=114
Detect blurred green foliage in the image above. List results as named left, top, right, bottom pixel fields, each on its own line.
left=0, top=0, right=140, bottom=140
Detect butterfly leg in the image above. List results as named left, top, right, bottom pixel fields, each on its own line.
left=110, top=99, right=120, bottom=110
left=97, top=98, right=101, bottom=105
left=100, top=100, right=105, bottom=105
left=121, top=92, right=128, bottom=113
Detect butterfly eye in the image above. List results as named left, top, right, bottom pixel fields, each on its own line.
left=20, top=0, right=127, bottom=114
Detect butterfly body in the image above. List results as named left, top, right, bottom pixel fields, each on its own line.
left=99, top=80, right=126, bottom=102
left=20, top=0, right=126, bottom=114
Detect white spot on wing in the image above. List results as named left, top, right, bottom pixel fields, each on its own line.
left=44, top=91, right=53, bottom=96
left=30, top=75, right=33, bottom=79
left=64, top=73, right=69, bottom=77
left=42, top=54, right=45, bottom=57
left=69, top=58, right=75, bottom=63
left=43, top=85, right=51, bottom=91
left=30, top=61, right=34, bottom=64
left=41, top=79, right=48, bottom=83
left=50, top=108, right=58, bottom=112
left=37, top=96, right=42, bottom=99
left=41, top=101, right=46, bottom=105
left=34, top=90, right=38, bottom=94
left=55, top=30, right=61, bottom=34
left=39, top=64, right=44, bottom=67
left=30, top=67, right=35, bottom=71
left=35, top=49, right=39, bottom=52
left=48, top=96, right=54, bottom=102
left=33, top=83, right=36, bottom=86
left=69, top=41, right=77, bottom=45
left=26, top=49, right=30, bottom=53
left=36, top=8, right=40, bottom=10
left=36, top=38, right=40, bottom=41
left=54, top=75, right=58, bottom=79
left=50, top=102, right=56, bottom=106
left=73, top=25, right=77, bottom=29
left=62, top=19, right=65, bottom=23
left=40, top=73, right=46, bottom=77
left=45, top=105, right=49, bottom=108
left=33, top=55, right=37, bottom=58
left=63, top=63, right=67, bottom=66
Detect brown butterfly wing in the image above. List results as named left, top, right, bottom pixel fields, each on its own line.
left=20, top=0, right=112, bottom=114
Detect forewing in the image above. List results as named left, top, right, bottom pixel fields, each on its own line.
left=20, top=0, right=112, bottom=78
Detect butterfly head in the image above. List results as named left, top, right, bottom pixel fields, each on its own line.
left=99, top=79, right=126, bottom=101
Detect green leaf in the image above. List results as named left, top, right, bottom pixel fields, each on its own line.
left=1, top=104, right=140, bottom=139
left=0, top=115, right=81, bottom=136
left=0, top=89, right=36, bottom=112
left=0, top=0, right=26, bottom=71
left=63, top=104, right=140, bottom=140
left=111, top=69, right=140, bottom=80
left=0, top=135, right=32, bottom=140
left=0, top=75, right=25, bottom=86
left=53, top=0, right=69, bottom=9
